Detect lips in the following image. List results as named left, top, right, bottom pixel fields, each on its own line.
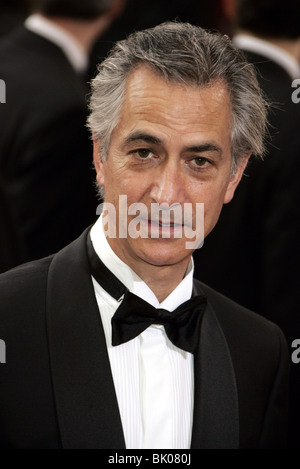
left=150, top=219, right=183, bottom=227
left=126, top=202, right=195, bottom=233
left=136, top=217, right=193, bottom=231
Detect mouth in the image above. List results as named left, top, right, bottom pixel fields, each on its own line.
left=149, top=219, right=183, bottom=228
left=143, top=218, right=186, bottom=239
left=135, top=216, right=193, bottom=231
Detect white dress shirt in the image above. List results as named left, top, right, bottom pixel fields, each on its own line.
left=90, top=216, right=195, bottom=449
left=234, top=33, right=300, bottom=80
left=25, top=14, right=88, bottom=73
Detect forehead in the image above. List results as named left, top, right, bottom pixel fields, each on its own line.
left=115, top=66, right=232, bottom=142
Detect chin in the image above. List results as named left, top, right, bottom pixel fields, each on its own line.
left=135, top=239, right=192, bottom=267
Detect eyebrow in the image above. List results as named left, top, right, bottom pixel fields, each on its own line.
left=184, top=143, right=223, bottom=156
left=123, top=131, right=223, bottom=157
left=123, top=131, right=163, bottom=147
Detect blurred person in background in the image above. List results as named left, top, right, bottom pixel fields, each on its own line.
left=87, top=0, right=216, bottom=79
left=193, top=0, right=300, bottom=448
left=0, top=0, right=126, bottom=273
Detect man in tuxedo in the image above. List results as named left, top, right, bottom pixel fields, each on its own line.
left=0, top=22, right=289, bottom=449
left=193, top=0, right=300, bottom=448
left=0, top=0, right=125, bottom=273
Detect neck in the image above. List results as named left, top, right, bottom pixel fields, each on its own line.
left=43, top=15, right=112, bottom=53
left=107, top=240, right=192, bottom=303
left=135, top=263, right=191, bottom=303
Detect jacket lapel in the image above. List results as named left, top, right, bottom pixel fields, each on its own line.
left=46, top=228, right=125, bottom=449
left=191, top=282, right=239, bottom=449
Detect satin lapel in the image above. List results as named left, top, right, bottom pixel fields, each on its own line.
left=46, top=228, right=125, bottom=449
left=191, top=283, right=239, bottom=449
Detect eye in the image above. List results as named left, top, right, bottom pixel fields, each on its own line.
left=190, top=157, right=210, bottom=168
left=135, top=149, right=154, bottom=159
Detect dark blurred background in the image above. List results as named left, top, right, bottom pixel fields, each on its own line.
left=0, top=0, right=30, bottom=37
left=88, top=0, right=220, bottom=78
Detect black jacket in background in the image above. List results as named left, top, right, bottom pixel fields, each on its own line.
left=0, top=27, right=98, bottom=273
left=193, top=50, right=300, bottom=448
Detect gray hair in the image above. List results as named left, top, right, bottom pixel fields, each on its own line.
left=87, top=21, right=268, bottom=174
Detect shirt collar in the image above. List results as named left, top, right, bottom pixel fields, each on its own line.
left=234, top=33, right=300, bottom=80
left=25, top=13, right=88, bottom=73
left=90, top=215, right=194, bottom=310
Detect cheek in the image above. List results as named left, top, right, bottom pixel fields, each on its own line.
left=101, top=159, right=126, bottom=193
left=122, top=172, right=154, bottom=202
left=195, top=184, right=228, bottom=227
left=104, top=171, right=150, bottom=207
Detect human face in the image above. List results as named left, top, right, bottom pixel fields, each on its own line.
left=93, top=66, right=249, bottom=273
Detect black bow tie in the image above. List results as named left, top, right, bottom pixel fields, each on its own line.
left=87, top=233, right=207, bottom=354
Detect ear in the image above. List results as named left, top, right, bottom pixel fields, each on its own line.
left=223, top=154, right=251, bottom=204
left=93, top=136, right=105, bottom=187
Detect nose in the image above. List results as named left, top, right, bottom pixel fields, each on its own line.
left=149, top=160, right=185, bottom=206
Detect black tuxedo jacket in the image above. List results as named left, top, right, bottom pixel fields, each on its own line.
left=0, top=27, right=98, bottom=274
left=0, top=229, right=289, bottom=449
